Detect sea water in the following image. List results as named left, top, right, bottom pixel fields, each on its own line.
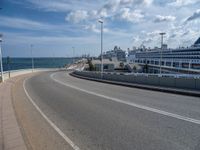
left=2, top=57, right=77, bottom=71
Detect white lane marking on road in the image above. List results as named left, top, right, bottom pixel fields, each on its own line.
left=23, top=78, right=80, bottom=150
left=51, top=72, right=200, bottom=125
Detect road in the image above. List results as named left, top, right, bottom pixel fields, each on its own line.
left=13, top=71, right=200, bottom=150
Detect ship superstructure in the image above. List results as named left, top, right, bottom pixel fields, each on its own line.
left=127, top=37, right=200, bottom=73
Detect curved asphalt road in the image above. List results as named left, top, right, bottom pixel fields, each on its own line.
left=22, top=71, right=200, bottom=150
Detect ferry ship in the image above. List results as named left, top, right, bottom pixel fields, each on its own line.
left=127, top=37, right=200, bottom=74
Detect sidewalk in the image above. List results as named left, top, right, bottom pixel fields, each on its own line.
left=0, top=78, right=27, bottom=150
left=0, top=69, right=59, bottom=150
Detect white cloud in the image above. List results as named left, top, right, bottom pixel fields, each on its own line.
left=0, top=16, right=53, bottom=30
left=26, top=0, right=72, bottom=12
left=5, top=0, right=200, bottom=53
left=186, top=9, right=200, bottom=22
left=64, top=0, right=150, bottom=24
left=96, top=0, right=153, bottom=20
left=120, top=0, right=134, bottom=5
left=84, top=24, right=100, bottom=33
left=0, top=16, right=87, bottom=35
left=143, top=0, right=154, bottom=6
left=146, top=30, right=162, bottom=37
left=3, top=32, right=99, bottom=46
left=120, top=0, right=153, bottom=6
left=65, top=10, right=88, bottom=23
left=98, top=8, right=109, bottom=18
left=168, top=0, right=200, bottom=7
left=84, top=24, right=109, bottom=33
left=149, top=23, right=200, bottom=47
left=88, top=10, right=98, bottom=19
left=118, top=8, right=144, bottom=23
left=142, top=38, right=153, bottom=45
left=130, top=25, right=200, bottom=48
left=25, top=0, right=101, bottom=12
left=154, top=15, right=176, bottom=23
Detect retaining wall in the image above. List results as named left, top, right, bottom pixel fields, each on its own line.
left=74, top=71, right=200, bottom=91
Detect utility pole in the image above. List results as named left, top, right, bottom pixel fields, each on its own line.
left=159, top=32, right=166, bottom=75
left=98, top=19, right=103, bottom=79
left=0, top=34, right=3, bottom=82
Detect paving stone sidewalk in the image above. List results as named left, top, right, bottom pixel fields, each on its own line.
left=0, top=78, right=27, bottom=150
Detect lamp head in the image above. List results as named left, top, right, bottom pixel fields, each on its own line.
left=159, top=32, right=166, bottom=35
left=98, top=19, right=103, bottom=23
left=0, top=34, right=3, bottom=42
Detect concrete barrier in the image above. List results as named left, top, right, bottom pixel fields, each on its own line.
left=196, top=79, right=200, bottom=90
left=135, top=76, right=147, bottom=84
left=146, top=75, right=160, bottom=86
left=123, top=75, right=132, bottom=83
left=159, top=77, right=175, bottom=88
left=129, top=75, right=136, bottom=83
left=74, top=71, right=200, bottom=91
left=175, top=78, right=196, bottom=90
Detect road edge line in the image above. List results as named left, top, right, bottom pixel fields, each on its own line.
left=51, top=72, right=200, bottom=125
left=23, top=77, right=80, bottom=150
left=70, top=72, right=200, bottom=98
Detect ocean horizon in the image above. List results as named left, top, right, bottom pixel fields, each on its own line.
left=2, top=57, right=79, bottom=71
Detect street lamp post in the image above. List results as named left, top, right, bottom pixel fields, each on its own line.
left=0, top=34, right=3, bottom=82
left=159, top=32, right=166, bottom=74
left=31, top=44, right=34, bottom=72
left=98, top=19, right=103, bottom=79
left=72, top=47, right=75, bottom=64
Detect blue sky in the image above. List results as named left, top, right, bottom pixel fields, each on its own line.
left=0, top=0, right=200, bottom=57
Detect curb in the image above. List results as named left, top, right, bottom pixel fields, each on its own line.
left=70, top=72, right=200, bottom=98
left=0, top=70, right=57, bottom=150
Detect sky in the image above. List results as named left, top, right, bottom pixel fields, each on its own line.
left=0, top=0, right=200, bottom=57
